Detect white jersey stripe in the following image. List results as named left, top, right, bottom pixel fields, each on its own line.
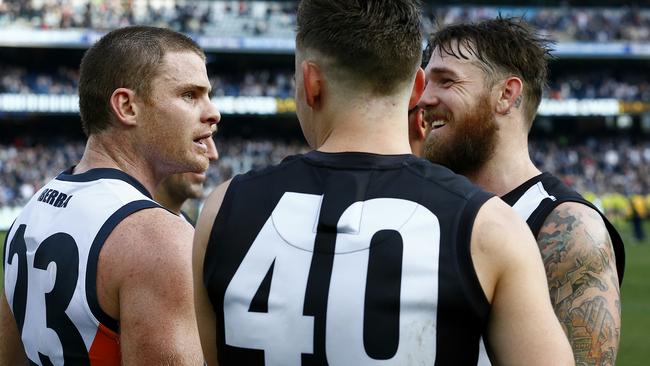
left=511, top=182, right=556, bottom=221
left=477, top=181, right=556, bottom=365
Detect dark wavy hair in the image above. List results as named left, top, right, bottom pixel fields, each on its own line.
left=427, top=16, right=555, bottom=128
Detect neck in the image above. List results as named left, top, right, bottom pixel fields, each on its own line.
left=154, top=191, right=183, bottom=215
left=465, top=133, right=541, bottom=197
left=316, top=96, right=412, bottom=155
left=75, top=132, right=159, bottom=195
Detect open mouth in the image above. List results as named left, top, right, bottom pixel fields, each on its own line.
left=430, top=120, right=447, bottom=129
left=193, top=138, right=208, bottom=150
left=193, top=133, right=212, bottom=152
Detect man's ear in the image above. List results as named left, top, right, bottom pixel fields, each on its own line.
left=495, top=76, right=523, bottom=115
left=408, top=67, right=426, bottom=110
left=302, top=60, right=323, bottom=109
left=409, top=108, right=426, bottom=140
left=109, top=88, right=139, bottom=127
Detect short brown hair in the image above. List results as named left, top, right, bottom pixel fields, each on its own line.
left=78, top=26, right=205, bottom=136
left=427, top=17, right=554, bottom=128
left=296, top=0, right=423, bottom=96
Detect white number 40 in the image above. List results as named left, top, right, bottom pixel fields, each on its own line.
left=224, top=192, right=441, bottom=365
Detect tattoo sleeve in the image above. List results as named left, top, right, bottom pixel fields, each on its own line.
left=536, top=203, right=621, bottom=366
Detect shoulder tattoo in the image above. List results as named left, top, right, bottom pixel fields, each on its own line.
left=536, top=204, right=620, bottom=365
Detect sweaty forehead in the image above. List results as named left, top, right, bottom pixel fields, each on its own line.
left=156, top=51, right=210, bottom=86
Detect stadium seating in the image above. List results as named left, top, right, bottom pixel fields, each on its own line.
left=1, top=0, right=649, bottom=229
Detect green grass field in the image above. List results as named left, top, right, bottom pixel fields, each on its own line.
left=614, top=221, right=650, bottom=366
left=0, top=226, right=649, bottom=364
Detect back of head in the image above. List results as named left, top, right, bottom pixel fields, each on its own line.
left=296, top=0, right=423, bottom=96
left=78, top=26, right=205, bottom=136
left=428, top=17, right=554, bottom=128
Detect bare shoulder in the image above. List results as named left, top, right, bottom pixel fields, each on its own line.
left=102, top=207, right=204, bottom=363
left=475, top=198, right=575, bottom=365
left=105, top=206, right=195, bottom=264
left=195, top=179, right=232, bottom=248
left=536, top=201, right=618, bottom=290
left=98, top=206, right=195, bottom=312
left=537, top=201, right=611, bottom=252
left=472, top=197, right=538, bottom=258
left=470, top=197, right=539, bottom=302
left=537, top=201, right=621, bottom=365
left=193, top=179, right=232, bottom=366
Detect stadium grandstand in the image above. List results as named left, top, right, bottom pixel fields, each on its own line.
left=2, top=1, right=650, bottom=219
left=0, top=1, right=649, bottom=363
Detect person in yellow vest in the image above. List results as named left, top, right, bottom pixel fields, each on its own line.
left=629, top=194, right=647, bottom=242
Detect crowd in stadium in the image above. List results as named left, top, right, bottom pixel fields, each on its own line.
left=547, top=75, right=650, bottom=101
left=3, top=65, right=650, bottom=102
left=423, top=5, right=650, bottom=42
left=2, top=1, right=650, bottom=42
left=0, top=0, right=297, bottom=36
left=210, top=71, right=294, bottom=98
left=1, top=138, right=648, bottom=217
left=1, top=2, right=648, bottom=227
left=0, top=64, right=79, bottom=95
left=0, top=66, right=299, bottom=98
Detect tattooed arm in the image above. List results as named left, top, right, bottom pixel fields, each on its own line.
left=536, top=202, right=621, bottom=366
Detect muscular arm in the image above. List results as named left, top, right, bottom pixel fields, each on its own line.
left=473, top=197, right=574, bottom=366
left=98, top=208, right=203, bottom=365
left=193, top=180, right=231, bottom=366
left=0, top=293, right=28, bottom=365
left=536, top=202, right=621, bottom=365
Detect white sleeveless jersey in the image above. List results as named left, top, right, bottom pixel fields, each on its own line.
left=3, top=168, right=160, bottom=365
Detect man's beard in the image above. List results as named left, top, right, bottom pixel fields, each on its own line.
left=423, top=92, right=498, bottom=176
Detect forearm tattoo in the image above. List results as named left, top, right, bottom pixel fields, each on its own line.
left=536, top=205, right=620, bottom=366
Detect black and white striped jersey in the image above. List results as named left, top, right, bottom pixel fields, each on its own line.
left=476, top=172, right=626, bottom=366
left=501, top=172, right=625, bottom=284
left=204, top=151, right=494, bottom=366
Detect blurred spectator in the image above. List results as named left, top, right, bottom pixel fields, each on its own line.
left=0, top=0, right=297, bottom=37
left=629, top=195, right=647, bottom=241
left=2, top=2, right=650, bottom=42
left=0, top=64, right=295, bottom=98
left=0, top=65, right=78, bottom=95
left=547, top=74, right=650, bottom=102
left=6, top=64, right=650, bottom=103
left=1, top=137, right=649, bottom=209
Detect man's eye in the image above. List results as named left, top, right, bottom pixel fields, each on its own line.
left=439, top=79, right=454, bottom=87
left=182, top=92, right=195, bottom=101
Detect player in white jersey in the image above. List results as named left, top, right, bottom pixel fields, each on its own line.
left=1, top=26, right=220, bottom=365
left=155, top=126, right=219, bottom=225
left=410, top=17, right=624, bottom=365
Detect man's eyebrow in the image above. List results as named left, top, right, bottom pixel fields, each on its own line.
left=428, top=67, right=459, bottom=79
left=178, top=83, right=212, bottom=94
